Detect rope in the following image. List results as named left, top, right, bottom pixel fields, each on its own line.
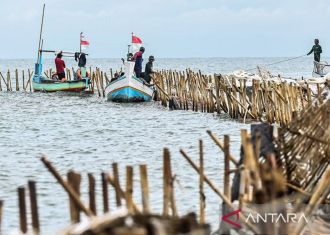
left=244, top=55, right=307, bottom=72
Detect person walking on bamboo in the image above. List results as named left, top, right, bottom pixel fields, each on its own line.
left=55, top=52, right=67, bottom=82
left=144, top=55, right=155, bottom=84
left=307, top=39, right=322, bottom=62
left=133, top=47, right=145, bottom=78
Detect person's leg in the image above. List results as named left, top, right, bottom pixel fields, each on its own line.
left=314, top=54, right=320, bottom=62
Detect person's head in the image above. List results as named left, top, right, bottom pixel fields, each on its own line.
left=149, top=55, right=155, bottom=62
left=140, top=47, right=145, bottom=53
left=315, top=39, right=319, bottom=45
left=57, top=52, right=63, bottom=59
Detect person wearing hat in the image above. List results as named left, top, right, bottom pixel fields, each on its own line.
left=133, top=47, right=145, bottom=78
left=307, top=39, right=322, bottom=62
left=144, top=55, right=155, bottom=84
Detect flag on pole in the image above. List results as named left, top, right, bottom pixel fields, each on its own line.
left=132, top=34, right=142, bottom=53
left=80, top=34, right=90, bottom=50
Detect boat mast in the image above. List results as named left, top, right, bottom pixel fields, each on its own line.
left=36, top=4, right=46, bottom=64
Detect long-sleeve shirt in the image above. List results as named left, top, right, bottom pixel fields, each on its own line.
left=307, top=45, right=322, bottom=56
left=144, top=61, right=154, bottom=83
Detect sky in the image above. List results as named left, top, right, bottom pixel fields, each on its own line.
left=0, top=0, right=329, bottom=58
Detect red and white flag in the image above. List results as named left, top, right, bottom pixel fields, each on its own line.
left=80, top=34, right=90, bottom=50
left=132, top=34, right=142, bottom=53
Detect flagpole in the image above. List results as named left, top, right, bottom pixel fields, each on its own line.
left=80, top=32, right=83, bottom=54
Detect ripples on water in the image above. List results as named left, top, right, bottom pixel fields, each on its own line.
left=0, top=91, right=248, bottom=234
left=0, top=57, right=318, bottom=234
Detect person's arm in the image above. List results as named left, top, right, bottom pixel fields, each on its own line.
left=307, top=46, right=314, bottom=55
left=320, top=46, right=322, bottom=54
left=63, top=60, right=66, bottom=68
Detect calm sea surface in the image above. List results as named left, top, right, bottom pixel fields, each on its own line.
left=0, top=57, right=324, bottom=234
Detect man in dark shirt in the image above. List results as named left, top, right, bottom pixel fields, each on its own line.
left=307, top=39, right=322, bottom=62
left=55, top=52, right=67, bottom=82
left=133, top=47, right=145, bottom=78
left=144, top=55, right=155, bottom=84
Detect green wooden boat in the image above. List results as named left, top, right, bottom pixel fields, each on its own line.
left=33, top=78, right=89, bottom=92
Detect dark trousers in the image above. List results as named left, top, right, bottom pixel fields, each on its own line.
left=135, top=68, right=142, bottom=78
left=314, top=54, right=321, bottom=62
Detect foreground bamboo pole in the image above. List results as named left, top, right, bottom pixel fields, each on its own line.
left=28, top=181, right=40, bottom=233
left=18, top=187, right=27, bottom=234
left=40, top=157, right=93, bottom=216
left=199, top=140, right=205, bottom=224
left=139, top=165, right=150, bottom=213
left=180, top=149, right=258, bottom=233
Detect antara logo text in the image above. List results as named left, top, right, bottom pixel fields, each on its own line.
left=222, top=209, right=309, bottom=229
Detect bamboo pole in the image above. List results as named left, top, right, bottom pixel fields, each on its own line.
left=163, top=148, right=171, bottom=216
left=126, top=166, right=134, bottom=214
left=179, top=149, right=258, bottom=233
left=40, top=157, right=93, bottom=216
left=139, top=165, right=150, bottom=213
left=0, top=200, right=3, bottom=232
left=88, top=173, right=97, bottom=215
left=107, top=175, right=140, bottom=213
left=224, top=135, right=231, bottom=200
left=22, top=70, right=25, bottom=91
left=18, top=187, right=27, bottom=234
left=28, top=181, right=40, bottom=233
left=15, top=69, right=19, bottom=91
left=206, top=130, right=239, bottom=166
left=67, top=171, right=81, bottom=223
left=112, top=163, right=122, bottom=207
left=101, top=172, right=109, bottom=213
left=0, top=72, right=8, bottom=90
left=199, top=140, right=205, bottom=224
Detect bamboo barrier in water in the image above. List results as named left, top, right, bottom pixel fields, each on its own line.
left=152, top=70, right=328, bottom=126
left=3, top=101, right=329, bottom=234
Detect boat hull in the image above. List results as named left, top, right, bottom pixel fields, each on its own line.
left=33, top=80, right=88, bottom=92
left=109, top=86, right=152, bottom=102
left=105, top=61, right=154, bottom=102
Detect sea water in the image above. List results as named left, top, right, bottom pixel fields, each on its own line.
left=0, top=57, right=325, bottom=234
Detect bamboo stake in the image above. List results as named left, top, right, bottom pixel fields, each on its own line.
left=139, top=165, right=150, bottom=213
left=0, top=200, right=3, bottom=232
left=112, top=163, right=122, bottom=207
left=126, top=166, right=134, bottom=214
left=67, top=171, right=81, bottom=223
left=106, top=175, right=140, bottom=213
left=18, top=187, right=27, bottom=234
left=28, top=181, right=40, bottom=233
left=206, top=130, right=239, bottom=166
left=101, top=172, right=109, bottom=213
left=15, top=69, right=19, bottom=91
left=40, top=157, right=93, bottom=216
left=179, top=149, right=258, bottom=233
left=224, top=135, right=231, bottom=200
left=199, top=140, right=205, bottom=224
left=88, top=173, right=97, bottom=215
left=22, top=70, right=25, bottom=91
left=163, top=148, right=171, bottom=216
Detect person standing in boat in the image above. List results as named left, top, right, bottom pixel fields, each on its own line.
left=307, top=39, right=322, bottom=62
left=133, top=47, right=145, bottom=78
left=55, top=52, right=67, bottom=82
left=144, top=55, right=155, bottom=84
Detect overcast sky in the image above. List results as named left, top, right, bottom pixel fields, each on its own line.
left=0, top=0, right=329, bottom=58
